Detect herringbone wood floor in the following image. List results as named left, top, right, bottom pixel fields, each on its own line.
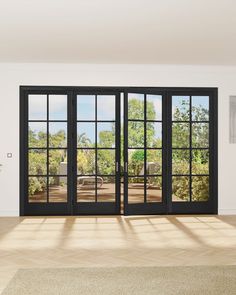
left=0, top=215, right=236, bottom=292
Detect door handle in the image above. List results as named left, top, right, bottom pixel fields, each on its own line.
left=125, top=162, right=128, bottom=173
left=116, top=162, right=119, bottom=172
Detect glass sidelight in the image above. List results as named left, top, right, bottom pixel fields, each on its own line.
left=170, top=93, right=216, bottom=214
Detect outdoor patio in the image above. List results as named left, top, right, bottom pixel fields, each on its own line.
left=28, top=182, right=163, bottom=203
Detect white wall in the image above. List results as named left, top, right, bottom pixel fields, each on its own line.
left=0, top=63, right=235, bottom=216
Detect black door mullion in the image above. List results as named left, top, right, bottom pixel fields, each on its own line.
left=123, top=92, right=128, bottom=215
left=144, top=94, right=147, bottom=203
left=165, top=90, right=172, bottom=213
left=95, top=95, right=98, bottom=203
left=209, top=90, right=218, bottom=213
left=189, top=96, right=192, bottom=202
left=46, top=94, right=49, bottom=203
left=69, top=90, right=76, bottom=215
left=20, top=88, right=28, bottom=216
left=115, top=93, right=121, bottom=213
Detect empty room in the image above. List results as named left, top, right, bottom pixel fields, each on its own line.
left=0, top=0, right=236, bottom=294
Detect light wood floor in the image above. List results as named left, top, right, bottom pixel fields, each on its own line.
left=1, top=215, right=236, bottom=292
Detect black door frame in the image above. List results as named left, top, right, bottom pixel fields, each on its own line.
left=20, top=86, right=218, bottom=216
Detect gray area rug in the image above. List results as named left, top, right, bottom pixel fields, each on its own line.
left=2, top=266, right=236, bottom=295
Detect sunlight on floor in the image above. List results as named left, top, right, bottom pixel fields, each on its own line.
left=1, top=216, right=236, bottom=251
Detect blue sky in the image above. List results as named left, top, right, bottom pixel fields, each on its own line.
left=29, top=94, right=67, bottom=121
left=29, top=95, right=208, bottom=139
left=77, top=95, right=115, bottom=120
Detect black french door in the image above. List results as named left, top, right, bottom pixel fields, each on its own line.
left=20, top=88, right=72, bottom=215
left=123, top=90, right=167, bottom=214
left=20, top=86, right=217, bottom=216
left=20, top=87, right=120, bottom=215
left=122, top=88, right=217, bottom=215
left=73, top=90, right=121, bottom=214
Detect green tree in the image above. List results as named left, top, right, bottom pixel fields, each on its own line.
left=98, top=123, right=115, bottom=147
left=49, top=130, right=66, bottom=147
left=28, top=128, right=67, bottom=197
left=129, top=150, right=144, bottom=175
left=172, top=98, right=209, bottom=201
left=77, top=133, right=92, bottom=147
left=97, top=150, right=114, bottom=175
left=77, top=150, right=95, bottom=175
left=128, top=99, right=156, bottom=148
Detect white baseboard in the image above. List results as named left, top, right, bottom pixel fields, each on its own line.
left=218, top=209, right=236, bottom=215
left=0, top=210, right=19, bottom=217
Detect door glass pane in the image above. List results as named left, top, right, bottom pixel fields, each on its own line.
left=146, top=149, right=162, bottom=174
left=192, top=176, right=209, bottom=201
left=192, top=123, right=209, bottom=147
left=146, top=122, right=162, bottom=148
left=77, top=149, right=95, bottom=175
left=49, top=95, right=67, bottom=120
left=172, top=96, right=190, bottom=121
left=29, top=149, right=47, bottom=175
left=28, top=95, right=47, bottom=120
left=128, top=177, right=144, bottom=203
left=28, top=122, right=47, bottom=148
left=128, top=93, right=144, bottom=120
left=48, top=176, right=67, bottom=202
left=172, top=150, right=190, bottom=175
left=97, top=95, right=115, bottom=120
left=146, top=95, right=162, bottom=120
left=128, top=149, right=144, bottom=176
left=172, top=176, right=190, bottom=201
left=49, top=149, right=67, bottom=175
left=147, top=176, right=162, bottom=202
left=192, top=96, right=209, bottom=121
left=28, top=177, right=47, bottom=203
left=77, top=122, right=95, bottom=148
left=97, top=149, right=115, bottom=175
left=77, top=176, right=95, bottom=202
left=97, top=176, right=115, bottom=202
left=97, top=122, right=115, bottom=148
left=128, top=121, right=144, bottom=147
left=49, top=122, right=67, bottom=148
left=172, top=123, right=190, bottom=148
left=192, top=150, right=209, bottom=174
left=77, top=95, right=95, bottom=120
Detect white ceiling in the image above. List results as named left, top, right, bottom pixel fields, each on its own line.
left=0, top=0, right=236, bottom=65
